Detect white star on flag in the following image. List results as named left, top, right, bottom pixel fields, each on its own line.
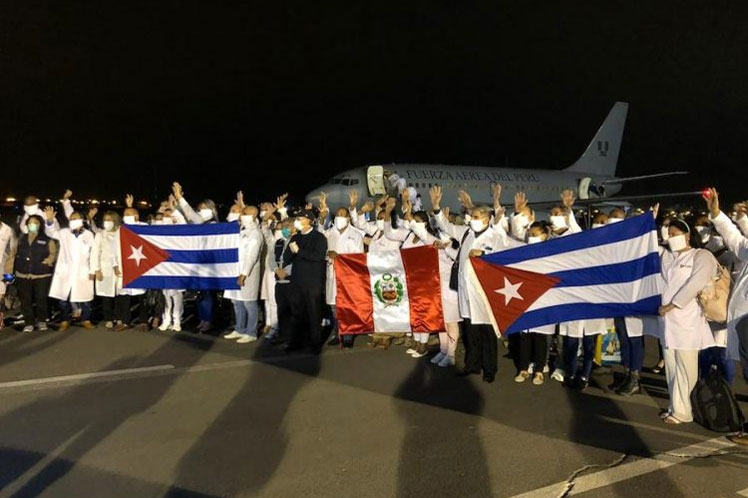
left=128, top=245, right=147, bottom=267
left=495, top=276, right=524, bottom=305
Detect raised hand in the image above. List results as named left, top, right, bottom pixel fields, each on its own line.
left=401, top=188, right=411, bottom=202
left=702, top=188, right=719, bottom=218
left=737, top=202, right=748, bottom=219
left=385, top=196, right=397, bottom=213
left=429, top=185, right=442, bottom=210
left=650, top=202, right=660, bottom=220
left=236, top=190, right=245, bottom=209
left=360, top=201, right=374, bottom=213
left=492, top=183, right=502, bottom=209
left=167, top=194, right=177, bottom=209
left=402, top=198, right=412, bottom=218
left=458, top=190, right=474, bottom=209
left=88, top=207, right=98, bottom=219
left=63, top=189, right=73, bottom=201
left=514, top=192, right=528, bottom=213
left=275, top=193, right=288, bottom=210
left=318, top=191, right=328, bottom=212
left=44, top=206, right=56, bottom=222
left=561, top=189, right=576, bottom=210
left=304, top=202, right=313, bottom=211
left=125, top=194, right=134, bottom=208
left=348, top=189, right=359, bottom=208
left=172, top=182, right=183, bottom=200
left=443, top=206, right=450, bottom=220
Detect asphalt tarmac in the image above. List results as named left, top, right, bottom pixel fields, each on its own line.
left=0, top=324, right=747, bottom=498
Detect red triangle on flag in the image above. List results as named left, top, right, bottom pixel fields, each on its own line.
left=119, top=226, right=171, bottom=287
left=471, top=258, right=560, bottom=334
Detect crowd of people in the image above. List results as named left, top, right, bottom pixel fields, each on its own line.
left=0, top=177, right=746, bottom=438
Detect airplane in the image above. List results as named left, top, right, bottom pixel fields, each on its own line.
left=305, top=102, right=693, bottom=213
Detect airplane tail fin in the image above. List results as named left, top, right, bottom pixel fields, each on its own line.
left=565, top=102, right=628, bottom=176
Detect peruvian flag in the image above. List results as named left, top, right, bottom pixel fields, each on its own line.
left=334, top=245, right=444, bottom=334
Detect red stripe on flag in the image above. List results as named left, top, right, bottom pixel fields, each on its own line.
left=400, top=246, right=444, bottom=332
left=334, top=253, right=374, bottom=334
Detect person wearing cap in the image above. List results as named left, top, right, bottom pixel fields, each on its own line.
left=282, top=208, right=328, bottom=353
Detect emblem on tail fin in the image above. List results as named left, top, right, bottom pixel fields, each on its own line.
left=597, top=140, right=609, bottom=157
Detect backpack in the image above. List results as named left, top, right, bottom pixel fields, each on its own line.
left=698, top=252, right=731, bottom=324
left=690, top=368, right=745, bottom=433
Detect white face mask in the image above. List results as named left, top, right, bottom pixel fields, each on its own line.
left=376, top=219, right=385, bottom=231
left=24, top=204, right=39, bottom=215
left=123, top=215, right=136, bottom=225
left=69, top=219, right=84, bottom=230
left=660, top=226, right=670, bottom=242
left=528, top=235, right=545, bottom=244
left=667, top=234, right=688, bottom=252
left=103, top=220, right=115, bottom=231
left=591, top=223, right=605, bottom=229
left=606, top=217, right=624, bottom=224
left=199, top=208, right=213, bottom=221
left=334, top=216, right=349, bottom=230
left=240, top=214, right=255, bottom=228
left=695, top=226, right=710, bottom=242
left=470, top=219, right=486, bottom=233
left=293, top=219, right=305, bottom=231
left=550, top=215, right=567, bottom=230
left=162, top=216, right=173, bottom=224
left=152, top=220, right=163, bottom=225
left=412, top=221, right=428, bottom=239
left=227, top=212, right=240, bottom=222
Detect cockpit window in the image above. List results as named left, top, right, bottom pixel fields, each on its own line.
left=330, top=178, right=343, bottom=184
left=350, top=179, right=359, bottom=185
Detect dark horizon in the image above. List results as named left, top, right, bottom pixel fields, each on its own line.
left=2, top=2, right=747, bottom=205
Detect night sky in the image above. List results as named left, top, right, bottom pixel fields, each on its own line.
left=2, top=1, right=747, bottom=206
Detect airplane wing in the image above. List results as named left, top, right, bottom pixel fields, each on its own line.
left=517, top=191, right=704, bottom=211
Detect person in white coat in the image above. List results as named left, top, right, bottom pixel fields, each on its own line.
left=223, top=206, right=265, bottom=343
left=319, top=194, right=364, bottom=348
left=258, top=194, right=289, bottom=338
left=44, top=206, right=95, bottom=330
left=658, top=218, right=717, bottom=425
left=113, top=203, right=150, bottom=331
left=90, top=211, right=121, bottom=329
left=0, top=216, right=15, bottom=327
left=157, top=206, right=186, bottom=332
left=18, top=196, right=44, bottom=235
left=430, top=185, right=509, bottom=383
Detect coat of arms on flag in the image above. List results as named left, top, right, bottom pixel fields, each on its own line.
left=119, top=223, right=241, bottom=290
left=469, top=213, right=662, bottom=335
left=334, top=245, right=444, bottom=334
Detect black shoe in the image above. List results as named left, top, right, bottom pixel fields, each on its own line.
left=563, top=375, right=576, bottom=388
left=616, top=374, right=640, bottom=396
left=327, top=337, right=340, bottom=346
left=576, top=376, right=589, bottom=391
left=608, top=372, right=629, bottom=391
left=458, top=369, right=480, bottom=377
left=342, top=341, right=354, bottom=349
left=482, top=373, right=496, bottom=383
left=284, top=343, right=303, bottom=353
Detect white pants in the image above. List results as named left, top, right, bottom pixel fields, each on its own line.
left=439, top=322, right=460, bottom=358
left=413, top=332, right=430, bottom=344
left=162, top=290, right=184, bottom=327
left=664, top=348, right=699, bottom=423
left=264, top=287, right=278, bottom=329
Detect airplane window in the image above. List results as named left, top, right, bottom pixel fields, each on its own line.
left=350, top=179, right=359, bottom=185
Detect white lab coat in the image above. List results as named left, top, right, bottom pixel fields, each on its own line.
left=711, top=212, right=748, bottom=360
left=259, top=223, right=276, bottom=301
left=45, top=223, right=95, bottom=302
left=325, top=225, right=364, bottom=306
left=90, top=228, right=119, bottom=297
left=659, top=248, right=716, bottom=350
left=0, top=222, right=14, bottom=296
left=224, top=224, right=264, bottom=301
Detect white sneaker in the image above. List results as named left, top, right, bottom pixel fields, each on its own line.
left=171, top=324, right=182, bottom=332
left=430, top=352, right=446, bottom=364
left=406, top=347, right=417, bottom=355
left=437, top=355, right=455, bottom=367
left=224, top=331, right=243, bottom=340
left=236, top=335, right=257, bottom=344
left=411, top=347, right=428, bottom=358
left=543, top=364, right=550, bottom=374
left=37, top=322, right=48, bottom=332
left=551, top=369, right=565, bottom=382
left=527, top=363, right=535, bottom=374
left=158, top=322, right=171, bottom=331
left=22, top=325, right=34, bottom=333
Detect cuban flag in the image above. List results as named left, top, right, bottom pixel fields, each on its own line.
left=119, top=223, right=241, bottom=290
left=334, top=246, right=444, bottom=334
left=469, top=213, right=662, bottom=335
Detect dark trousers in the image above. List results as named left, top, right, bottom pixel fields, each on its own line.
left=518, top=332, right=549, bottom=372
left=736, top=314, right=748, bottom=383
left=101, top=296, right=115, bottom=321
left=698, top=346, right=735, bottom=384
left=289, top=284, right=324, bottom=349
left=614, top=317, right=644, bottom=373
left=462, top=319, right=498, bottom=376
left=59, top=300, right=90, bottom=322
left=275, top=282, right=293, bottom=342
left=563, top=335, right=597, bottom=379
left=17, top=277, right=51, bottom=326
left=197, top=291, right=214, bottom=323
left=115, top=294, right=147, bottom=324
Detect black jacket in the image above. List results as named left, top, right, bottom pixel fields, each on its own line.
left=283, top=229, right=327, bottom=288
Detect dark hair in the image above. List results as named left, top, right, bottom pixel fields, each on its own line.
left=411, top=210, right=439, bottom=237
left=529, top=220, right=551, bottom=235
left=26, top=214, right=44, bottom=226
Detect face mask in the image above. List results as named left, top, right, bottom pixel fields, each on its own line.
left=281, top=227, right=291, bottom=239
left=27, top=223, right=40, bottom=234
left=334, top=217, right=349, bottom=230
left=470, top=219, right=486, bottom=232
left=199, top=209, right=213, bottom=221
left=103, top=220, right=115, bottom=231
left=667, top=234, right=688, bottom=252
left=240, top=214, right=255, bottom=228
left=69, top=219, right=84, bottom=230
left=412, top=221, right=428, bottom=239
left=162, top=216, right=173, bottom=224
left=607, top=217, right=624, bottom=224
left=293, top=219, right=305, bottom=231
left=695, top=226, right=710, bottom=238
left=152, top=220, right=163, bottom=225
left=660, top=226, right=670, bottom=242
left=227, top=212, right=240, bottom=222
left=591, top=223, right=605, bottom=229
left=464, top=214, right=472, bottom=223
left=528, top=235, right=545, bottom=244
left=123, top=215, right=136, bottom=225
left=24, top=204, right=39, bottom=215
left=376, top=220, right=385, bottom=231
left=550, top=215, right=567, bottom=230
left=259, top=210, right=267, bottom=220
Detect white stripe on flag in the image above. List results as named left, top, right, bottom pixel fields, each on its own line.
left=141, top=262, right=239, bottom=278
left=368, top=251, right=411, bottom=332
left=140, top=234, right=239, bottom=251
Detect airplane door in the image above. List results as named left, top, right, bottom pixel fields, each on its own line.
left=578, top=177, right=592, bottom=200
left=366, top=165, right=386, bottom=197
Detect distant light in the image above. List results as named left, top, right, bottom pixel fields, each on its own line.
left=45, top=198, right=52, bottom=202
left=5, top=197, right=16, bottom=202
left=91, top=199, right=99, bottom=204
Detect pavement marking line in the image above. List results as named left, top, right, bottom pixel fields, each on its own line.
left=0, top=364, right=175, bottom=389
left=738, top=486, right=748, bottom=497
left=597, top=416, right=716, bottom=441
left=510, top=437, right=737, bottom=498
left=0, top=428, right=86, bottom=498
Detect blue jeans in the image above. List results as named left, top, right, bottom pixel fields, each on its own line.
left=699, top=346, right=735, bottom=384
left=614, top=317, right=644, bottom=373
left=59, top=300, right=91, bottom=321
left=197, top=291, right=214, bottom=323
left=563, top=335, right=596, bottom=379
left=232, top=300, right=258, bottom=337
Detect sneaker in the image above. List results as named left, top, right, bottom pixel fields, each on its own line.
left=158, top=321, right=171, bottom=331
left=81, top=320, right=95, bottom=329
left=236, top=335, right=258, bottom=344
left=410, top=343, right=428, bottom=358
left=533, top=372, right=544, bottom=385
left=576, top=377, right=590, bottom=391
left=430, top=352, right=446, bottom=364
left=37, top=322, right=48, bottom=332
left=104, top=321, right=114, bottom=329
left=542, top=364, right=550, bottom=374
left=527, top=363, right=535, bottom=374
left=224, top=331, right=243, bottom=340
left=59, top=321, right=71, bottom=332
left=437, top=355, right=455, bottom=368
left=551, top=369, right=565, bottom=382
left=22, top=325, right=34, bottom=333
left=113, top=322, right=128, bottom=332
left=616, top=373, right=641, bottom=396
left=514, top=371, right=530, bottom=383
left=406, top=347, right=418, bottom=355
left=171, top=324, right=182, bottom=332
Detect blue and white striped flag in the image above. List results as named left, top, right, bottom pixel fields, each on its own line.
left=469, top=213, right=662, bottom=335
left=120, top=222, right=241, bottom=290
